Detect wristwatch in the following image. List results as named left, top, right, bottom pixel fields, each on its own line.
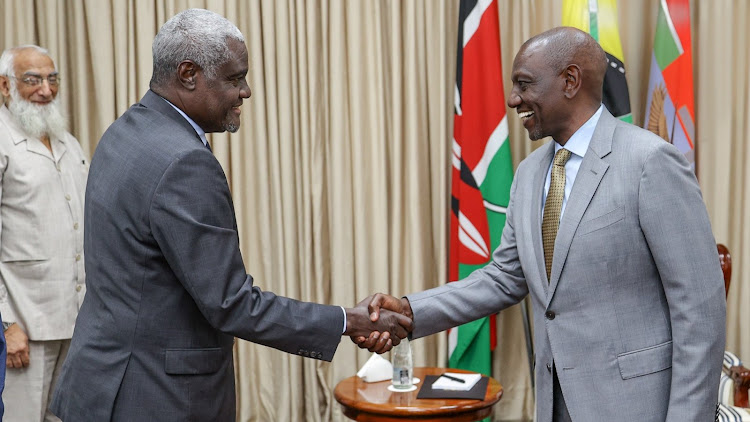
left=2, top=321, right=13, bottom=331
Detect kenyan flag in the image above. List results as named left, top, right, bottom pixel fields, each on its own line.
left=449, top=0, right=513, bottom=381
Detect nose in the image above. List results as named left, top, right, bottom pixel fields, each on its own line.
left=507, top=89, right=520, bottom=109
left=239, top=78, right=251, bottom=99
left=36, top=79, right=54, bottom=99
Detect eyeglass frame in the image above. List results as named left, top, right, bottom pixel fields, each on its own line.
left=6, top=72, right=61, bottom=87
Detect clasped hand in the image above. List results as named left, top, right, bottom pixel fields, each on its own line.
left=5, top=323, right=30, bottom=368
left=344, top=293, right=413, bottom=354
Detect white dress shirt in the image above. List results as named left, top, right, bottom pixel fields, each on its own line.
left=542, top=104, right=604, bottom=219
left=163, top=98, right=210, bottom=148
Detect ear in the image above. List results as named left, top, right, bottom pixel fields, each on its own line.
left=562, top=64, right=582, bottom=99
left=176, top=60, right=199, bottom=90
left=0, top=76, right=10, bottom=98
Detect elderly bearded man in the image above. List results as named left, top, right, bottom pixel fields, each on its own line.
left=0, top=46, right=88, bottom=422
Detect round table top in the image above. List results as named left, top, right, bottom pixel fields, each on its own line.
left=334, top=367, right=503, bottom=422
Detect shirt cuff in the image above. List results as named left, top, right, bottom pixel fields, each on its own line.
left=0, top=302, right=16, bottom=326
left=341, top=306, right=347, bottom=334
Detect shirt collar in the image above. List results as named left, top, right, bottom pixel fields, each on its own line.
left=554, top=104, right=604, bottom=157
left=161, top=97, right=208, bottom=146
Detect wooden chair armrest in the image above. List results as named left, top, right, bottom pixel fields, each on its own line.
left=727, top=364, right=750, bottom=408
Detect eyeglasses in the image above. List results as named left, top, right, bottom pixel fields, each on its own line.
left=10, top=74, right=60, bottom=87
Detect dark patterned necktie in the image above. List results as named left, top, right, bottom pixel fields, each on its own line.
left=542, top=148, right=571, bottom=281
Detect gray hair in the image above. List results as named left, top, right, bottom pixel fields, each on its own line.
left=150, top=8, right=244, bottom=87
left=0, top=45, right=53, bottom=77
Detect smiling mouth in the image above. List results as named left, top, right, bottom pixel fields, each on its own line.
left=518, top=110, right=534, bottom=123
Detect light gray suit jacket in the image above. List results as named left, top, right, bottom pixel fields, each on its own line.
left=408, top=109, right=726, bottom=422
left=50, top=90, right=344, bottom=421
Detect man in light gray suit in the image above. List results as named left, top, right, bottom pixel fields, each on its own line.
left=49, top=9, right=409, bottom=422
left=360, top=27, right=726, bottom=421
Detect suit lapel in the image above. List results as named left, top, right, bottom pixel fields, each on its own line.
left=51, top=137, right=68, bottom=164
left=532, top=142, right=555, bottom=292
left=546, top=110, right=617, bottom=303
left=24, top=137, right=53, bottom=160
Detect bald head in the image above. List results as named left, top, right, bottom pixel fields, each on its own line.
left=521, top=27, right=607, bottom=104
left=507, top=27, right=608, bottom=144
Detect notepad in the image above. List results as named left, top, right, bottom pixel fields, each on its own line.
left=417, top=375, right=488, bottom=400
left=430, top=372, right=482, bottom=391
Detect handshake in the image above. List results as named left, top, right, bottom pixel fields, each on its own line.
left=343, top=294, right=414, bottom=354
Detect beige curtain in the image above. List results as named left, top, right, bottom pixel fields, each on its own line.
left=1, top=1, right=747, bottom=421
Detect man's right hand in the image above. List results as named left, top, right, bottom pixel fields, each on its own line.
left=367, top=293, right=413, bottom=322
left=344, top=295, right=413, bottom=354
left=5, top=323, right=30, bottom=368
left=350, top=293, right=414, bottom=352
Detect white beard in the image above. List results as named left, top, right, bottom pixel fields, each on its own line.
left=7, top=82, right=68, bottom=141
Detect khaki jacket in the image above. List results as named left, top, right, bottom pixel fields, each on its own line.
left=0, top=105, right=88, bottom=340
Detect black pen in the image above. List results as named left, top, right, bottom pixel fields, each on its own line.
left=440, top=374, right=465, bottom=383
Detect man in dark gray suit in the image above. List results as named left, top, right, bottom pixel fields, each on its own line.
left=360, top=27, right=726, bottom=422
left=49, top=9, right=409, bottom=421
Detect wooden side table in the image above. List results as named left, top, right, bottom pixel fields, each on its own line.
left=334, top=367, right=503, bottom=422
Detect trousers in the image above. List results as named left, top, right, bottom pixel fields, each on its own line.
left=4, top=339, right=70, bottom=422
left=553, top=365, right=573, bottom=422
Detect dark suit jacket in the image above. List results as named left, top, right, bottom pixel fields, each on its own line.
left=50, top=90, right=344, bottom=421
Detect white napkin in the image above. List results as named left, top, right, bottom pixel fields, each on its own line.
left=356, top=354, right=393, bottom=383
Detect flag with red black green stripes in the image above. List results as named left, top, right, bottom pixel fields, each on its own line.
left=449, top=0, right=513, bottom=381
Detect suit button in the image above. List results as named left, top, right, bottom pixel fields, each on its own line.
left=546, top=363, right=552, bottom=372
left=545, top=311, right=555, bottom=320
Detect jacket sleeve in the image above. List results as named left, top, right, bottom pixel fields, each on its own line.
left=0, top=143, right=15, bottom=325
left=149, top=149, right=343, bottom=361
left=407, top=171, right=528, bottom=339
left=638, top=141, right=726, bottom=421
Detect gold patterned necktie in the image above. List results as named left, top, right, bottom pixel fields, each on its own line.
left=542, top=148, right=572, bottom=281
